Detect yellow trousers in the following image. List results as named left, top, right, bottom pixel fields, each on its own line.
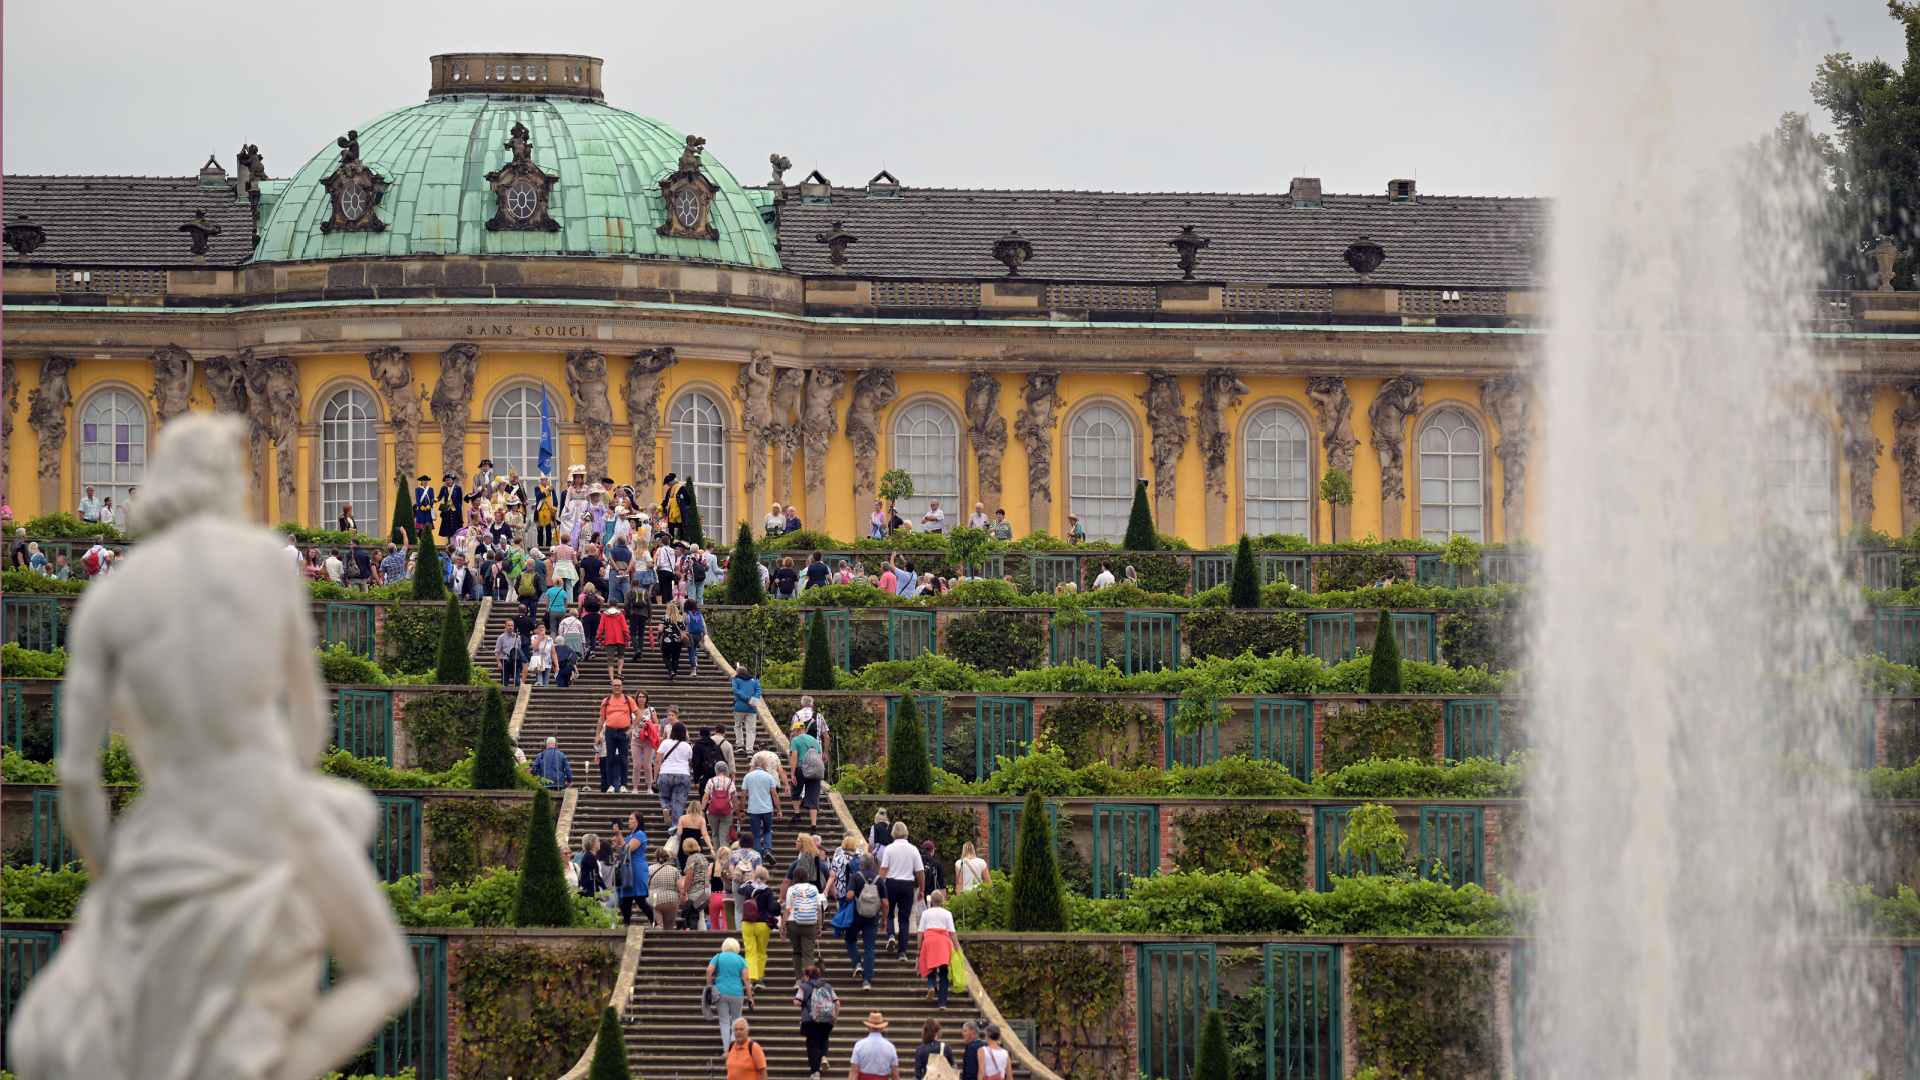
left=742, top=921, right=770, bottom=982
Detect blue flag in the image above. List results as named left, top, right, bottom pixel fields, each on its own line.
left=538, top=386, right=555, bottom=477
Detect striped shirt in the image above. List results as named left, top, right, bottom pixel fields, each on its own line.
left=786, top=882, right=823, bottom=924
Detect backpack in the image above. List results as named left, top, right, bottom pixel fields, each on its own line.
left=805, top=981, right=841, bottom=1025
left=855, top=877, right=883, bottom=918
left=83, top=549, right=102, bottom=575
left=518, top=571, right=537, bottom=597
left=799, top=740, right=825, bottom=780
left=708, top=777, right=735, bottom=816
left=687, top=612, right=706, bottom=643
left=692, top=557, right=708, bottom=583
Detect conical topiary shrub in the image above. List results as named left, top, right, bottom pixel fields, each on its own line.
left=726, top=521, right=766, bottom=607
left=801, top=607, right=837, bottom=690
left=681, top=482, right=705, bottom=546
left=433, top=594, right=472, bottom=686
left=1192, top=1009, right=1230, bottom=1080
left=1228, top=534, right=1261, bottom=608
left=472, top=684, right=516, bottom=790
left=588, top=1004, right=633, bottom=1080
left=411, top=524, right=446, bottom=601
left=885, top=693, right=935, bottom=795
left=512, top=786, right=574, bottom=927
left=390, top=480, right=414, bottom=547
left=1122, top=479, right=1158, bottom=552
left=1367, top=608, right=1402, bottom=694
left=1005, top=790, right=1067, bottom=932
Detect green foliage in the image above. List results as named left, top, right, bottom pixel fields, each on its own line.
left=425, top=797, right=529, bottom=886
left=400, top=690, right=484, bottom=772
left=1006, top=790, right=1068, bottom=931
left=1125, top=553, right=1189, bottom=596
left=942, top=579, right=1024, bottom=608
left=1367, top=610, right=1402, bottom=694
left=318, top=747, right=541, bottom=791
left=761, top=528, right=843, bottom=552
left=391, top=479, right=416, bottom=546
left=1319, top=468, right=1355, bottom=507
left=1437, top=611, right=1524, bottom=671
left=1317, top=755, right=1526, bottom=799
left=885, top=693, right=936, bottom=795
left=317, top=641, right=386, bottom=685
left=800, top=608, right=838, bottom=689
left=2, top=569, right=86, bottom=594
left=2, top=863, right=89, bottom=919
left=725, top=522, right=766, bottom=606
left=1339, top=803, right=1409, bottom=872
left=708, top=606, right=803, bottom=671
left=1184, top=610, right=1303, bottom=662
left=1171, top=807, right=1308, bottom=887
left=853, top=801, right=980, bottom=865
left=471, top=686, right=516, bottom=790
left=511, top=787, right=574, bottom=927
left=1313, top=552, right=1409, bottom=593
left=278, top=521, right=386, bottom=547
left=1349, top=946, right=1499, bottom=1080
left=1810, top=4, right=1920, bottom=290
left=1194, top=1010, right=1231, bottom=1080
left=2, top=747, right=58, bottom=784
left=1440, top=533, right=1480, bottom=570
left=1123, top=479, right=1158, bottom=552
left=681, top=481, right=705, bottom=546
left=453, top=937, right=620, bottom=1080
left=434, top=594, right=473, bottom=685
left=954, top=868, right=1526, bottom=936
left=411, top=526, right=446, bottom=601
left=944, top=610, right=1046, bottom=674
left=2, top=643, right=68, bottom=678
left=959, top=943, right=1128, bottom=1080
left=1323, top=702, right=1439, bottom=771
left=18, top=512, right=128, bottom=540
left=878, top=467, right=916, bottom=508
left=791, top=583, right=919, bottom=609
left=1229, top=535, right=1261, bottom=608
left=1836, top=882, right=1920, bottom=935
left=98, top=733, right=140, bottom=785
left=1039, top=698, right=1155, bottom=770
left=588, top=1005, right=633, bottom=1080
left=948, top=523, right=993, bottom=575
left=383, top=867, right=607, bottom=929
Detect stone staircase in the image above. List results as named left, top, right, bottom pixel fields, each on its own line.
left=622, top=928, right=988, bottom=1080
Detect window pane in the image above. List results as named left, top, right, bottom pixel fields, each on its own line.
left=1244, top=406, right=1310, bottom=539
left=1417, top=409, right=1483, bottom=542
left=894, top=402, right=959, bottom=522
left=77, top=390, right=145, bottom=507
left=1762, top=414, right=1832, bottom=536
left=1069, top=405, right=1135, bottom=542
left=671, top=392, right=727, bottom=530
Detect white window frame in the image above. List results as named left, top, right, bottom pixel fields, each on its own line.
left=1068, top=404, right=1136, bottom=543
left=670, top=391, right=727, bottom=532
left=1244, top=405, right=1312, bottom=539
left=1418, top=407, right=1484, bottom=542
left=320, top=387, right=380, bottom=527
left=892, top=401, right=961, bottom=524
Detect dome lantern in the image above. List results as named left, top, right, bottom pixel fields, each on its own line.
left=430, top=52, right=603, bottom=100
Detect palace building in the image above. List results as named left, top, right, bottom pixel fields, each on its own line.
left=5, top=51, right=1918, bottom=545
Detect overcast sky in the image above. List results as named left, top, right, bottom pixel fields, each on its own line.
left=2, top=0, right=1908, bottom=198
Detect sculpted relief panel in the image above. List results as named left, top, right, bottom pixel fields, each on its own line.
left=966, top=371, right=1008, bottom=515
left=1367, top=374, right=1426, bottom=539
left=1013, top=371, right=1064, bottom=534
left=622, top=348, right=679, bottom=494
left=27, top=357, right=76, bottom=511
left=366, top=347, right=421, bottom=485
left=431, top=344, right=481, bottom=482
left=734, top=351, right=776, bottom=515
left=566, top=348, right=615, bottom=482
left=1138, top=371, right=1187, bottom=527
left=846, top=368, right=900, bottom=523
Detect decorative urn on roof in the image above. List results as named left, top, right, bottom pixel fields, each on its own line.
left=993, top=229, right=1034, bottom=276
left=1866, top=234, right=1905, bottom=292
left=178, top=209, right=223, bottom=258
left=815, top=221, right=858, bottom=273
left=5, top=215, right=47, bottom=256
left=1343, top=236, right=1386, bottom=284
left=1168, top=225, right=1210, bottom=280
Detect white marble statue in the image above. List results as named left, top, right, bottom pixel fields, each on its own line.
left=8, top=414, right=415, bottom=1080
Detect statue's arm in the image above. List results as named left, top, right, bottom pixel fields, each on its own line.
left=58, top=601, right=113, bottom=866
left=283, top=572, right=329, bottom=761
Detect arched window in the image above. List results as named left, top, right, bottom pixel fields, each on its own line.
left=489, top=386, right=548, bottom=480
left=1068, top=404, right=1135, bottom=543
left=892, top=401, right=960, bottom=524
left=78, top=390, right=145, bottom=513
left=1245, top=406, right=1312, bottom=538
left=320, top=387, right=380, bottom=526
left=670, top=392, right=726, bottom=530
left=1418, top=408, right=1483, bottom=542
left=1764, top=413, right=1834, bottom=535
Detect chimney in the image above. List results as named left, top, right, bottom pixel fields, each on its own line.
left=198, top=154, right=228, bottom=188
left=800, top=170, right=832, bottom=205
left=1289, top=177, right=1322, bottom=209
left=1389, top=179, right=1417, bottom=203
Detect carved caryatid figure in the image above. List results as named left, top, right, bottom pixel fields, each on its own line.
left=366, top=347, right=422, bottom=484
left=2, top=357, right=16, bottom=503
left=150, top=344, right=196, bottom=425
left=800, top=368, right=847, bottom=525
left=1305, top=377, right=1359, bottom=474
left=1137, top=372, right=1188, bottom=518
left=1368, top=374, right=1426, bottom=537
left=770, top=367, right=807, bottom=504
left=566, top=349, right=615, bottom=483
left=622, top=348, right=679, bottom=493
left=966, top=371, right=1008, bottom=513
left=431, top=344, right=481, bottom=482
left=8, top=414, right=415, bottom=1080
left=245, top=354, right=304, bottom=524
left=846, top=369, right=900, bottom=516
left=1013, top=370, right=1065, bottom=532
left=734, top=351, right=777, bottom=510
left=1840, top=382, right=1883, bottom=527
left=1895, top=382, right=1920, bottom=536
left=27, top=356, right=76, bottom=510
left=1197, top=369, right=1250, bottom=545
left=1479, top=375, right=1534, bottom=539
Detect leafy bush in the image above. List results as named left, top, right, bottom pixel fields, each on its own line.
left=317, top=642, right=387, bottom=685
left=1128, top=553, right=1190, bottom=596
left=1314, top=552, right=1410, bottom=593
left=1172, top=807, right=1308, bottom=886
left=2, top=643, right=67, bottom=679
left=1006, top=790, right=1068, bottom=931
left=318, top=748, right=540, bottom=791
left=791, top=583, right=918, bottom=609
left=1322, top=702, right=1440, bottom=771
left=277, top=521, right=386, bottom=547
left=1438, top=611, right=1525, bottom=670
left=941, top=579, right=1024, bottom=607
left=383, top=867, right=612, bottom=929
left=708, top=606, right=803, bottom=670
left=761, top=529, right=843, bottom=552
left=1316, top=755, right=1527, bottom=799
left=1039, top=698, right=1155, bottom=770
left=944, top=610, right=1046, bottom=674
left=1184, top=610, right=1303, bottom=661
left=2, top=569, right=85, bottom=595
left=2, top=863, right=89, bottom=918
left=384, top=600, right=477, bottom=675
left=1, top=747, right=57, bottom=784
left=1367, top=609, right=1402, bottom=694
left=19, top=512, right=128, bottom=540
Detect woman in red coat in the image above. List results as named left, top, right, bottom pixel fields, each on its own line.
left=598, top=603, right=632, bottom=683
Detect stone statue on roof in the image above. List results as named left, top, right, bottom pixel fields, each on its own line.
left=677, top=135, right=706, bottom=173
left=505, top=122, right=533, bottom=165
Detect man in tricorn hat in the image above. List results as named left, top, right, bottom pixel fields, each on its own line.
left=661, top=472, right=691, bottom=541
left=473, top=458, right=496, bottom=493
left=437, top=473, right=464, bottom=540
left=412, top=474, right=436, bottom=537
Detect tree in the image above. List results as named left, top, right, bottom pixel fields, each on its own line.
left=512, top=787, right=574, bottom=927
left=878, top=468, right=916, bottom=516
left=801, top=607, right=837, bottom=690
left=1122, top=479, right=1158, bottom=552
left=1810, top=5, right=1920, bottom=290
left=725, top=522, right=766, bottom=606
left=410, top=525, right=446, bottom=601
left=885, top=694, right=934, bottom=795
left=587, top=1004, right=633, bottom=1080
left=1367, top=608, right=1402, bottom=695
left=389, top=479, right=414, bottom=547
left=472, top=685, right=516, bottom=790
left=1193, top=1009, right=1230, bottom=1080
left=1004, top=790, right=1067, bottom=932
left=433, top=594, right=472, bottom=686
left=1228, top=534, right=1261, bottom=608
left=680, top=482, right=706, bottom=547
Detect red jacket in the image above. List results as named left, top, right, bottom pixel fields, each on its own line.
left=598, top=611, right=631, bottom=645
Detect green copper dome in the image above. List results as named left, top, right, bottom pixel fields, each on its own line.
left=251, top=69, right=779, bottom=268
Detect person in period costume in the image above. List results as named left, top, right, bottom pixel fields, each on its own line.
left=438, top=473, right=464, bottom=540
left=534, top=476, right=558, bottom=548
left=413, top=474, right=436, bottom=536
left=661, top=473, right=694, bottom=541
